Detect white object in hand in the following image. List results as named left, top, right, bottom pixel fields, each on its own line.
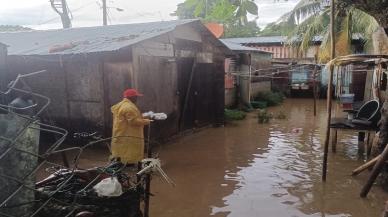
left=143, top=111, right=168, bottom=120
left=93, top=177, right=123, bottom=197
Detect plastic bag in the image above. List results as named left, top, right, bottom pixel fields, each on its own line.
left=143, top=111, right=168, bottom=120
left=93, top=177, right=123, bottom=197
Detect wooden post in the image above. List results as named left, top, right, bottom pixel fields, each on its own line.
left=367, top=132, right=372, bottom=158
left=331, top=129, right=337, bottom=153
left=322, top=0, right=336, bottom=182
left=383, top=201, right=388, bottom=217
left=144, top=124, right=152, bottom=217
left=313, top=66, right=317, bottom=116
left=358, top=132, right=366, bottom=156
left=323, top=64, right=334, bottom=181
left=360, top=132, right=388, bottom=197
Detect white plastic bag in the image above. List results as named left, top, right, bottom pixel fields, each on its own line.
left=93, top=177, right=123, bottom=197
left=143, top=111, right=168, bottom=120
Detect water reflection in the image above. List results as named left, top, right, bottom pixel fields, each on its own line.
left=151, top=99, right=387, bottom=217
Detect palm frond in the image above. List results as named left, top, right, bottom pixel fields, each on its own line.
left=335, top=10, right=352, bottom=56
left=279, top=0, right=323, bottom=24
left=286, top=9, right=329, bottom=51
left=318, top=30, right=331, bottom=62
left=285, top=1, right=380, bottom=62
left=350, top=8, right=378, bottom=50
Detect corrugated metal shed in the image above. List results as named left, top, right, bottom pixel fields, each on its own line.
left=0, top=19, right=206, bottom=56
left=220, top=39, right=272, bottom=54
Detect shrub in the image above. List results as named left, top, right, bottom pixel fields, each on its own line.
left=254, top=91, right=285, bottom=107
left=258, top=109, right=272, bottom=124
left=225, top=109, right=246, bottom=121
left=251, top=101, right=268, bottom=109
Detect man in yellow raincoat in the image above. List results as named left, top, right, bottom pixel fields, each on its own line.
left=111, top=88, right=151, bottom=164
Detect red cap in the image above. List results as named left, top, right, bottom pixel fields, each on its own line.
left=123, top=89, right=143, bottom=98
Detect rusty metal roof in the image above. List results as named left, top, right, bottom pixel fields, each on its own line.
left=0, top=19, right=201, bottom=56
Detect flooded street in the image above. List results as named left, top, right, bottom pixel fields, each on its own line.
left=151, top=99, right=388, bottom=217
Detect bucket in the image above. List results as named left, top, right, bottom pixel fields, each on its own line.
left=356, top=100, right=380, bottom=124
left=339, top=94, right=355, bottom=104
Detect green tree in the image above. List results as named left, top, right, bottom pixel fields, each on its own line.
left=224, top=20, right=261, bottom=38
left=260, top=21, right=296, bottom=36
left=0, top=25, right=31, bottom=32
left=340, top=0, right=388, bottom=29
left=204, top=0, right=237, bottom=24
left=172, top=0, right=260, bottom=37
left=172, top=0, right=208, bottom=19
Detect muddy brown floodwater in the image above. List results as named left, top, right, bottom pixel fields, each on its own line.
left=150, top=99, right=388, bottom=217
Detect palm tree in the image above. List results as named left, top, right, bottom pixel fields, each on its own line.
left=280, top=0, right=379, bottom=62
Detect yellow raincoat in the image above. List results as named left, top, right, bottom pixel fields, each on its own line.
left=110, top=98, right=150, bottom=164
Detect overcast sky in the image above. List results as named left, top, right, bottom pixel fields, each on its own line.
left=0, top=0, right=299, bottom=30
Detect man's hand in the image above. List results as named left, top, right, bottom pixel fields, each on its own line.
left=144, top=119, right=152, bottom=125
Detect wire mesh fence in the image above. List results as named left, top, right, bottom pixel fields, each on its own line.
left=0, top=70, right=152, bottom=217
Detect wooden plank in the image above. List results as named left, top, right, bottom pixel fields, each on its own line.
left=352, top=155, right=380, bottom=176
left=65, top=60, right=103, bottom=102
left=133, top=42, right=174, bottom=57
left=103, top=61, right=133, bottom=134
left=5, top=56, right=69, bottom=123
left=136, top=55, right=179, bottom=139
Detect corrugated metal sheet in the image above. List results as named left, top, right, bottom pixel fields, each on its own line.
left=0, top=19, right=198, bottom=56
left=220, top=39, right=272, bottom=54
left=223, top=36, right=288, bottom=44
left=223, top=36, right=325, bottom=44
left=222, top=34, right=363, bottom=45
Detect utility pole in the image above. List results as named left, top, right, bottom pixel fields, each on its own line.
left=102, top=0, right=108, bottom=26
left=50, top=0, right=72, bottom=28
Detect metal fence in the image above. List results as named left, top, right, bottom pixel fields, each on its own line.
left=0, top=70, right=148, bottom=217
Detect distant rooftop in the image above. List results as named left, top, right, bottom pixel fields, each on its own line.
left=220, top=39, right=272, bottom=54
left=223, top=34, right=363, bottom=45
left=222, top=36, right=321, bottom=45
left=0, top=19, right=213, bottom=56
